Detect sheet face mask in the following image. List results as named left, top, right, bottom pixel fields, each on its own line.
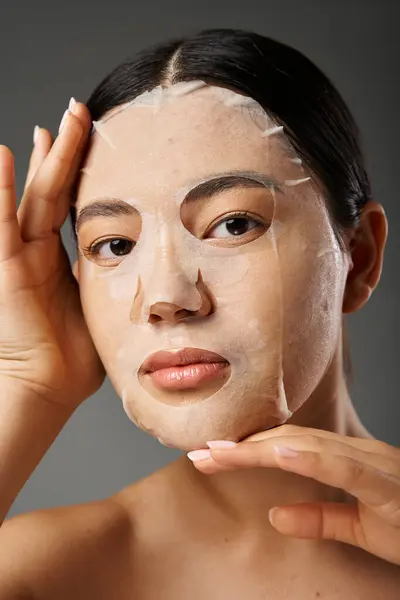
left=75, top=82, right=348, bottom=451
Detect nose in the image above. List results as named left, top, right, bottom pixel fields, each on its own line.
left=148, top=301, right=199, bottom=325
left=130, top=269, right=213, bottom=325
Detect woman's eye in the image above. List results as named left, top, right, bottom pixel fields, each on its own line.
left=90, top=238, right=135, bottom=260
left=206, top=215, right=264, bottom=239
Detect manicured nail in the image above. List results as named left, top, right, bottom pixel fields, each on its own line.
left=58, top=109, right=69, bottom=134
left=206, top=440, right=237, bottom=449
left=69, top=97, right=77, bottom=114
left=269, top=507, right=280, bottom=525
left=273, top=445, right=300, bottom=458
left=187, top=449, right=211, bottom=462
left=33, top=125, right=40, bottom=145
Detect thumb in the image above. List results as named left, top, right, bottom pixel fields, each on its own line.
left=269, top=502, right=361, bottom=546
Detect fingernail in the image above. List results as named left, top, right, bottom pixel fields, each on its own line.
left=33, top=125, right=40, bottom=145
left=269, top=507, right=280, bottom=524
left=273, top=445, right=300, bottom=458
left=187, top=449, right=211, bottom=462
left=58, top=109, right=69, bottom=134
left=69, top=97, right=77, bottom=114
left=206, top=440, right=237, bottom=449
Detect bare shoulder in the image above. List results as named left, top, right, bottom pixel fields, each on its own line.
left=0, top=496, right=133, bottom=599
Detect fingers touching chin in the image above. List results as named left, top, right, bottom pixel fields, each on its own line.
left=187, top=454, right=239, bottom=474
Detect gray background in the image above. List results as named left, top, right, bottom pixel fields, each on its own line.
left=2, top=0, right=398, bottom=519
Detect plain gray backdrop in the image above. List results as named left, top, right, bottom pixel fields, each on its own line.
left=2, top=0, right=399, bottom=519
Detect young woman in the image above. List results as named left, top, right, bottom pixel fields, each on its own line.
left=0, top=28, right=399, bottom=599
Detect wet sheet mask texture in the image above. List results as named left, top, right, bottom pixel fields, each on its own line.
left=77, top=82, right=345, bottom=451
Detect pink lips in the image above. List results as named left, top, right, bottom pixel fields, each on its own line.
left=140, top=348, right=230, bottom=391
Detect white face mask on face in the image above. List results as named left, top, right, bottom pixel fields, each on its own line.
left=75, top=82, right=347, bottom=451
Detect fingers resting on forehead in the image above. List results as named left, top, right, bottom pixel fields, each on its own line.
left=18, top=102, right=91, bottom=242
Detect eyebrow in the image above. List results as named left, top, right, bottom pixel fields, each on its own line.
left=75, top=200, right=135, bottom=234
left=183, top=170, right=282, bottom=203
left=75, top=170, right=283, bottom=234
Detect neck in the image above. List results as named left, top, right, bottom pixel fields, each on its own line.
left=175, top=339, right=373, bottom=544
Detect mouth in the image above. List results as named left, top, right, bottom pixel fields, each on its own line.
left=139, top=348, right=231, bottom=391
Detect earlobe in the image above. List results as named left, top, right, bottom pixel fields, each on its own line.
left=342, top=202, right=387, bottom=314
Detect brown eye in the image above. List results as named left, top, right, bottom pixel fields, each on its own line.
left=206, top=215, right=264, bottom=239
left=225, top=217, right=252, bottom=236
left=107, top=239, right=133, bottom=256
left=89, top=238, right=135, bottom=260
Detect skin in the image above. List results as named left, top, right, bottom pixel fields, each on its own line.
left=72, top=89, right=398, bottom=594
left=74, top=85, right=356, bottom=449
left=0, top=94, right=398, bottom=598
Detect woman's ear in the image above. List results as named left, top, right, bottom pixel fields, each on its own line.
left=343, top=201, right=387, bottom=314
left=72, top=259, right=79, bottom=282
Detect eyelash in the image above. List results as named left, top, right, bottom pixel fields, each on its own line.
left=82, top=237, right=133, bottom=259
left=82, top=211, right=266, bottom=259
left=204, top=210, right=265, bottom=237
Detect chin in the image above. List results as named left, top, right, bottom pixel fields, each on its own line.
left=131, top=411, right=290, bottom=452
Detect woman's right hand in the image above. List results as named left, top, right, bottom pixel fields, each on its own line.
left=0, top=100, right=105, bottom=410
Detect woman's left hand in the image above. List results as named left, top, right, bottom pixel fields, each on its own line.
left=188, top=425, right=400, bottom=566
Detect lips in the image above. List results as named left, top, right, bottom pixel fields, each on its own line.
left=139, top=348, right=230, bottom=392
left=140, top=348, right=229, bottom=374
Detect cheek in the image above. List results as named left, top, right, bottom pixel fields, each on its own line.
left=78, top=267, right=127, bottom=364
left=281, top=248, right=347, bottom=406
left=207, top=240, right=282, bottom=314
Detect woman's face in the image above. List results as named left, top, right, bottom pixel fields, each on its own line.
left=74, top=83, right=350, bottom=451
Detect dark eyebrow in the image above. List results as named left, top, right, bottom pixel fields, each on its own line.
left=75, top=170, right=282, bottom=234
left=182, top=171, right=283, bottom=204
left=75, top=200, right=137, bottom=234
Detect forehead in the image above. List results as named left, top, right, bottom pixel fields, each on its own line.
left=76, top=86, right=295, bottom=209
